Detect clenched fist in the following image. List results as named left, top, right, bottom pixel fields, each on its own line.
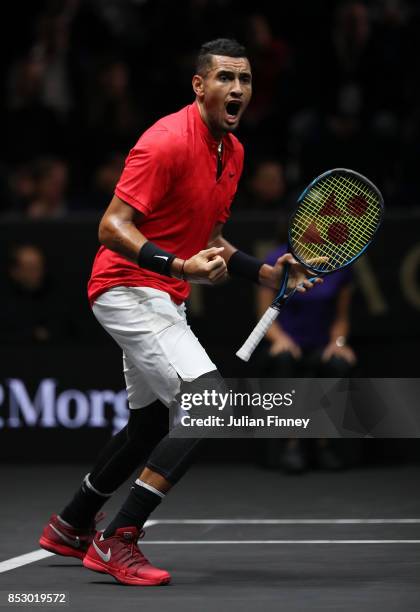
left=172, top=247, right=228, bottom=285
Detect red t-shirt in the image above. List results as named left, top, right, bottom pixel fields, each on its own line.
left=88, top=102, right=244, bottom=306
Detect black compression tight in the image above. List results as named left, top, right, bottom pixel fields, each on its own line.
left=89, top=370, right=227, bottom=490
left=145, top=370, right=227, bottom=484
left=88, top=400, right=169, bottom=493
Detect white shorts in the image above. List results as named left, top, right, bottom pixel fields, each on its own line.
left=92, top=286, right=216, bottom=409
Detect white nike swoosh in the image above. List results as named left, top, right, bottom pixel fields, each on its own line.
left=92, top=539, right=111, bottom=562
left=154, top=255, right=168, bottom=261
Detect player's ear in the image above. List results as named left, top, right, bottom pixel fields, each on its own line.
left=192, top=74, right=204, bottom=98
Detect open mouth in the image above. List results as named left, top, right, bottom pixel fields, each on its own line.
left=225, top=100, right=242, bottom=122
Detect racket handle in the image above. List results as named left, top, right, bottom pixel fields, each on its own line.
left=236, top=306, right=279, bottom=362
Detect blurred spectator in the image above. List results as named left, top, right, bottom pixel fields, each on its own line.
left=32, top=6, right=78, bottom=119
left=25, top=158, right=69, bottom=219
left=240, top=13, right=292, bottom=155
left=370, top=0, right=407, bottom=116
left=298, top=113, right=374, bottom=185
left=320, top=1, right=373, bottom=118
left=242, top=13, right=291, bottom=126
left=238, top=159, right=294, bottom=211
left=72, top=152, right=125, bottom=211
left=6, top=164, right=37, bottom=216
left=90, top=152, right=125, bottom=208
left=85, top=59, right=144, bottom=167
left=4, top=54, right=63, bottom=162
left=257, top=242, right=357, bottom=473
left=0, top=244, right=76, bottom=344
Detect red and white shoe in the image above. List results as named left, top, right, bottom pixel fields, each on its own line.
left=83, top=527, right=171, bottom=586
left=39, top=513, right=104, bottom=560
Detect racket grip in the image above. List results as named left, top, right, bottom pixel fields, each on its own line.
left=236, top=306, right=279, bottom=362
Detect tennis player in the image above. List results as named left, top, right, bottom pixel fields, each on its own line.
left=39, top=38, right=320, bottom=586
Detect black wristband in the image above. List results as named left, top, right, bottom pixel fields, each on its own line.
left=137, top=242, right=176, bottom=277
left=227, top=250, right=263, bottom=283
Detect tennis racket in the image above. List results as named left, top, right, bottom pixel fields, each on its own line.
left=236, top=168, right=384, bottom=362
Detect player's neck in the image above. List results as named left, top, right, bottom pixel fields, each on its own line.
left=195, top=100, right=225, bottom=144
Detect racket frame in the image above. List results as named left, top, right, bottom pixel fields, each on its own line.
left=274, top=167, right=384, bottom=305
left=236, top=168, right=384, bottom=361
left=289, top=167, right=384, bottom=276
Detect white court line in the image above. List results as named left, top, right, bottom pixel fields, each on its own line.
left=151, top=518, right=420, bottom=525
left=0, top=550, right=54, bottom=573
left=142, top=540, right=420, bottom=545
left=1, top=518, right=419, bottom=573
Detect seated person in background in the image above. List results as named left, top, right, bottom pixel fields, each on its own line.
left=257, top=242, right=357, bottom=473
left=26, top=158, right=69, bottom=219
left=0, top=244, right=75, bottom=344
left=238, top=159, right=294, bottom=211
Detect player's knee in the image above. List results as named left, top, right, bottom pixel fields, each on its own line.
left=177, top=369, right=229, bottom=420
left=127, top=400, right=168, bottom=441
left=125, top=401, right=169, bottom=462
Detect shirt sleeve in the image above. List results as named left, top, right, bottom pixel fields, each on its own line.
left=115, top=129, right=183, bottom=215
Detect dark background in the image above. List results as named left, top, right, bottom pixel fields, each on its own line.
left=0, top=0, right=419, bottom=463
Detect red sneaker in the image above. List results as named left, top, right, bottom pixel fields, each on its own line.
left=39, top=513, right=104, bottom=560
left=83, top=527, right=171, bottom=586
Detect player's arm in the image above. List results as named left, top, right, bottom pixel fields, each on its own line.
left=329, top=285, right=352, bottom=343
left=208, top=223, right=320, bottom=292
left=207, top=223, right=237, bottom=258
left=322, top=285, right=356, bottom=364
left=99, top=195, right=226, bottom=284
left=98, top=195, right=148, bottom=262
